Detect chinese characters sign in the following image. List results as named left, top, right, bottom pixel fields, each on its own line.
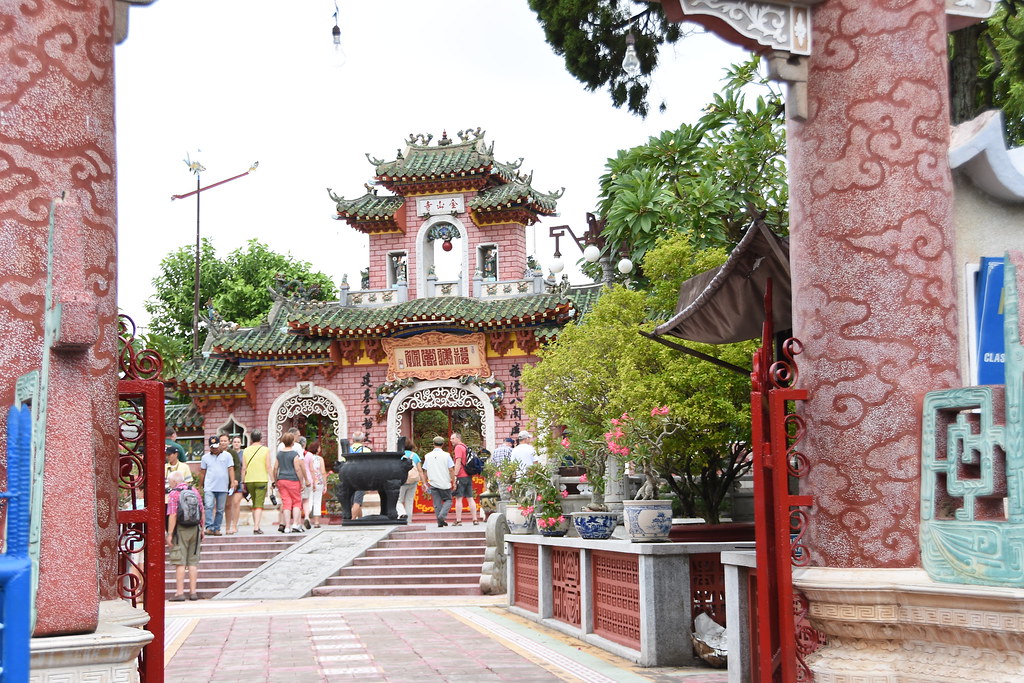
left=416, top=194, right=464, bottom=217
left=383, top=332, right=489, bottom=381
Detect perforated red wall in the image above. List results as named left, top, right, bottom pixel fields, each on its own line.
left=513, top=543, right=539, bottom=613
left=592, top=551, right=640, bottom=650
left=551, top=547, right=581, bottom=627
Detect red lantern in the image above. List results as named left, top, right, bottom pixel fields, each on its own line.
left=442, top=240, right=453, bottom=252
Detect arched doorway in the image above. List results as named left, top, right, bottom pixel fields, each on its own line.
left=267, top=382, right=348, bottom=459
left=386, top=380, right=495, bottom=453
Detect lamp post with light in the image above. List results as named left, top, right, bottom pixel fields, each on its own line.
left=548, top=213, right=633, bottom=285
left=171, top=159, right=258, bottom=355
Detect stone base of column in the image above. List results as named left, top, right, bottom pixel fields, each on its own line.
left=795, top=567, right=1024, bottom=681
left=30, top=601, right=152, bottom=683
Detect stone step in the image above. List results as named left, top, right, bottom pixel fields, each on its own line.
left=341, top=562, right=480, bottom=576
left=376, top=540, right=487, bottom=548
left=351, top=553, right=483, bottom=567
left=311, top=583, right=482, bottom=597
left=323, top=572, right=480, bottom=586
left=362, top=546, right=484, bottom=559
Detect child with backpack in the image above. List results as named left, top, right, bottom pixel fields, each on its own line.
left=166, top=470, right=205, bottom=601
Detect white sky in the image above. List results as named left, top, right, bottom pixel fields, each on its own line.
left=114, top=0, right=746, bottom=328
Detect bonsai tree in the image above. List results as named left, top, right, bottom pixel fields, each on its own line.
left=605, top=406, right=682, bottom=500
left=554, top=424, right=612, bottom=511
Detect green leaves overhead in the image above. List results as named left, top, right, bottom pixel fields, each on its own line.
left=596, top=58, right=788, bottom=267
left=528, top=0, right=682, bottom=117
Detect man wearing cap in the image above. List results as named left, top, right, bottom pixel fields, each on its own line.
left=422, top=436, right=456, bottom=527
left=199, top=435, right=235, bottom=536
left=491, top=437, right=515, bottom=469
left=510, top=431, right=537, bottom=470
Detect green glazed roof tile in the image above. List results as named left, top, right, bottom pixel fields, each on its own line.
left=173, top=356, right=247, bottom=389
left=469, top=180, right=560, bottom=215
left=330, top=193, right=404, bottom=219
left=289, top=293, right=577, bottom=337
left=165, top=402, right=204, bottom=430
left=214, top=322, right=332, bottom=359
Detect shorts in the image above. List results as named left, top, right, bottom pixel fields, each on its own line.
left=277, top=479, right=302, bottom=511
left=454, top=476, right=474, bottom=498
left=353, top=490, right=365, bottom=505
left=247, top=482, right=267, bottom=509
left=168, top=525, right=201, bottom=566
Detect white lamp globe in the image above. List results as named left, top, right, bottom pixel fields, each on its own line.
left=617, top=257, right=633, bottom=274
left=583, top=244, right=602, bottom=263
left=549, top=257, right=565, bottom=274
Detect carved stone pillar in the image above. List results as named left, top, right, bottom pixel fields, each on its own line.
left=788, top=0, right=959, bottom=568
left=0, top=0, right=119, bottom=634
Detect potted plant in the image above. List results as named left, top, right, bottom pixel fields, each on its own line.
left=324, top=472, right=343, bottom=524
left=531, top=464, right=570, bottom=536
left=555, top=431, right=618, bottom=539
left=479, top=456, right=501, bottom=517
left=606, top=406, right=681, bottom=541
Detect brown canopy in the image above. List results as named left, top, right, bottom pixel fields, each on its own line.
left=652, top=221, right=791, bottom=344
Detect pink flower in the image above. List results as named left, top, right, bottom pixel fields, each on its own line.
left=537, top=518, right=547, bottom=528
left=579, top=473, right=588, bottom=483
left=506, top=485, right=513, bottom=492
left=610, top=418, right=620, bottom=426
left=560, top=490, right=568, bottom=498
left=495, top=471, right=502, bottom=479
left=558, top=515, right=565, bottom=523
left=536, top=494, right=543, bottom=501
left=561, top=437, right=570, bottom=448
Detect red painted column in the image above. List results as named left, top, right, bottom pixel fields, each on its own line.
left=788, top=0, right=959, bottom=567
left=0, top=1, right=118, bottom=633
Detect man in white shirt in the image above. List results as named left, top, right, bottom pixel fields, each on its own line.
left=422, top=436, right=456, bottom=527
left=509, top=431, right=537, bottom=471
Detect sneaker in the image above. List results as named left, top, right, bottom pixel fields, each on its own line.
left=278, top=525, right=285, bottom=533
left=303, top=518, right=311, bottom=529
left=170, top=594, right=186, bottom=602
left=437, top=520, right=448, bottom=527
left=189, top=593, right=200, bottom=601
left=210, top=530, right=222, bottom=536
left=292, top=526, right=303, bottom=533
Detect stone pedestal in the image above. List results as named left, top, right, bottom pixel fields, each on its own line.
left=796, top=567, right=1024, bottom=681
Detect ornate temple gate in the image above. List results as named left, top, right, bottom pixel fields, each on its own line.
left=749, top=284, right=818, bottom=682
left=116, top=319, right=166, bottom=683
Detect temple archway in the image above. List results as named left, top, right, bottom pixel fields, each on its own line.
left=267, top=381, right=348, bottom=455
left=386, top=379, right=495, bottom=453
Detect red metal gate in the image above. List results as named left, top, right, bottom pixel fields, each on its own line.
left=750, top=282, right=820, bottom=682
left=117, top=317, right=166, bottom=683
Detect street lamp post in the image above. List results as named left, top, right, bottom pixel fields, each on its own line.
left=171, top=159, right=258, bottom=355
left=548, top=213, right=632, bottom=285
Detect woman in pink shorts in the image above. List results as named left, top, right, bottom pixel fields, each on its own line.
left=271, top=432, right=308, bottom=533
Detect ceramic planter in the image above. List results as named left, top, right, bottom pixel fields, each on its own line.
left=571, top=511, right=618, bottom=540
left=537, top=517, right=570, bottom=537
left=505, top=506, right=534, bottom=534
left=622, top=499, right=673, bottom=542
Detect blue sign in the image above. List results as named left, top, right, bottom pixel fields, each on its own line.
left=977, top=257, right=1005, bottom=385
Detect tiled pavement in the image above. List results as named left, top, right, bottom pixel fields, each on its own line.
left=164, top=596, right=729, bottom=682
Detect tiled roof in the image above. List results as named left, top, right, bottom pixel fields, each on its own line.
left=173, top=356, right=247, bottom=391
left=289, top=294, right=577, bottom=338
left=165, top=402, right=204, bottom=430
left=332, top=193, right=404, bottom=219
left=375, top=137, right=494, bottom=182
left=212, top=321, right=332, bottom=360
left=469, top=180, right=560, bottom=218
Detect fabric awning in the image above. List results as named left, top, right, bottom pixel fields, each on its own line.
left=652, top=220, right=791, bottom=344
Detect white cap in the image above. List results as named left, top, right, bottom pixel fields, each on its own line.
left=517, top=431, right=532, bottom=440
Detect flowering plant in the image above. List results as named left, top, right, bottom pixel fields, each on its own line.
left=554, top=430, right=610, bottom=511
left=520, top=462, right=567, bottom=531
left=605, top=406, right=682, bottom=500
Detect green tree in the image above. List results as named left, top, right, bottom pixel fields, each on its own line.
left=528, top=0, right=682, bottom=117
left=597, top=58, right=787, bottom=268
left=144, top=238, right=336, bottom=354
left=523, top=233, right=756, bottom=522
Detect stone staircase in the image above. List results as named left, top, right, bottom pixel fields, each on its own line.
left=312, top=524, right=486, bottom=597
left=164, top=533, right=301, bottom=600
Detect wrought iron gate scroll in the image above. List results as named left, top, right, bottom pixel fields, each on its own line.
left=750, top=281, right=819, bottom=682
left=117, top=317, right=166, bottom=683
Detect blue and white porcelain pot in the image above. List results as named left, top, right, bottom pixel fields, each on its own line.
left=622, top=499, right=673, bottom=542
left=571, top=511, right=618, bottom=540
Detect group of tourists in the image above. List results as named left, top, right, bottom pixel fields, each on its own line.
left=164, top=426, right=536, bottom=599
left=163, top=426, right=330, bottom=600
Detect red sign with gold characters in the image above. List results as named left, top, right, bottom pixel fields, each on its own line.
left=382, top=332, right=489, bottom=381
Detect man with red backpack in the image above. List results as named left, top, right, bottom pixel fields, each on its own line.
left=166, top=470, right=205, bottom=601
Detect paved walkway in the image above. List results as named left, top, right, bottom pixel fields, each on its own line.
left=164, top=596, right=728, bottom=682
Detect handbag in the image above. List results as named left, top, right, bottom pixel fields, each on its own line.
left=405, top=457, right=420, bottom=485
